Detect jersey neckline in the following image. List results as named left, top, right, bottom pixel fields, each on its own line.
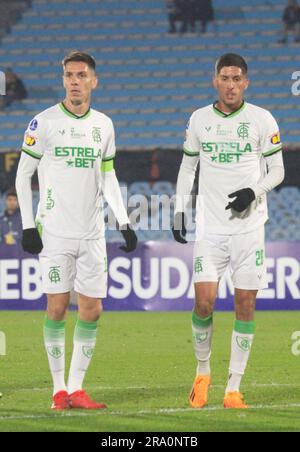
left=213, top=101, right=246, bottom=118
left=59, top=102, right=91, bottom=120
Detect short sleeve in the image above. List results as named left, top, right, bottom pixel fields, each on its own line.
left=102, top=119, right=116, bottom=162
left=21, top=116, right=46, bottom=160
left=260, top=112, right=283, bottom=158
left=183, top=113, right=201, bottom=157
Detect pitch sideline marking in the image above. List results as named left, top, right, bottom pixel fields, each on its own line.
left=0, top=403, right=300, bottom=422
left=14, top=382, right=300, bottom=393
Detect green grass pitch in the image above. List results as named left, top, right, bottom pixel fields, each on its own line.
left=0, top=311, right=299, bottom=432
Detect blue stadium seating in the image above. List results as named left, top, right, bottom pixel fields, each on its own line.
left=1, top=185, right=299, bottom=242
left=0, top=0, right=299, bottom=242
left=0, top=0, right=299, bottom=151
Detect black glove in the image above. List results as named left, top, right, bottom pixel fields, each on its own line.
left=22, top=228, right=43, bottom=254
left=172, top=212, right=187, bottom=244
left=225, top=188, right=255, bottom=213
left=119, top=224, right=137, bottom=253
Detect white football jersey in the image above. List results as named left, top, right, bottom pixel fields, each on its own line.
left=21, top=103, right=116, bottom=239
left=183, top=101, right=283, bottom=235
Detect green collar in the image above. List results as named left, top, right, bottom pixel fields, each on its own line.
left=213, top=101, right=246, bottom=118
left=59, top=102, right=91, bottom=120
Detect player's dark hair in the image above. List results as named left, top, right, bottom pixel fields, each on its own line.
left=62, top=51, right=96, bottom=71
left=215, top=53, right=248, bottom=75
left=6, top=189, right=17, bottom=198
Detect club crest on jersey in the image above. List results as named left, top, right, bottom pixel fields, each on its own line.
left=270, top=132, right=281, bottom=145
left=92, top=127, right=101, bottom=143
left=25, top=134, right=36, bottom=146
left=237, top=123, right=250, bottom=139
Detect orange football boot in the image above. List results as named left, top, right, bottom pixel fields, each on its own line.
left=223, top=391, right=249, bottom=409
left=69, top=390, right=107, bottom=410
left=189, top=375, right=211, bottom=408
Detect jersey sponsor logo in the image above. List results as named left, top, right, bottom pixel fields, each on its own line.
left=216, top=124, right=233, bottom=137
left=55, top=146, right=101, bottom=169
left=202, top=142, right=252, bottom=153
left=71, top=128, right=86, bottom=139
left=237, top=123, right=250, bottom=139
left=202, top=141, right=252, bottom=163
left=210, top=154, right=242, bottom=163
left=25, top=134, right=36, bottom=146
left=46, top=189, right=55, bottom=210
left=29, top=119, right=38, bottom=131
left=270, top=132, right=281, bottom=145
left=55, top=147, right=101, bottom=158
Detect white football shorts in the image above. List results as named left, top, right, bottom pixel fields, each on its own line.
left=193, top=226, right=267, bottom=290
left=39, top=230, right=108, bottom=298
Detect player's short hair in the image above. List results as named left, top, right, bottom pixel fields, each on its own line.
left=215, top=53, right=248, bottom=75
left=6, top=189, right=17, bottom=199
left=62, top=51, right=96, bottom=71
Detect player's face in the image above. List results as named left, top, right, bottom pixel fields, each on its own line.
left=213, top=66, right=249, bottom=110
left=63, top=61, right=98, bottom=106
left=6, top=196, right=18, bottom=214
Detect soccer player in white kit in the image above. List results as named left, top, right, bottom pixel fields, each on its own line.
left=172, top=53, right=285, bottom=409
left=16, top=52, right=137, bottom=410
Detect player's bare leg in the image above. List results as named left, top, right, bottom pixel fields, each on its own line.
left=67, top=294, right=107, bottom=410
left=47, top=293, right=70, bottom=321
left=44, top=293, right=70, bottom=410
left=189, top=282, right=218, bottom=408
left=224, top=289, right=257, bottom=409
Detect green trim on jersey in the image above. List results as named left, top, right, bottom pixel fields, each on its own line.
left=102, top=154, right=116, bottom=162
left=213, top=101, right=246, bottom=119
left=101, top=159, right=114, bottom=172
left=59, top=102, right=91, bottom=120
left=183, top=147, right=199, bottom=157
left=263, top=145, right=283, bottom=157
left=22, top=147, right=42, bottom=160
left=35, top=220, right=43, bottom=238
